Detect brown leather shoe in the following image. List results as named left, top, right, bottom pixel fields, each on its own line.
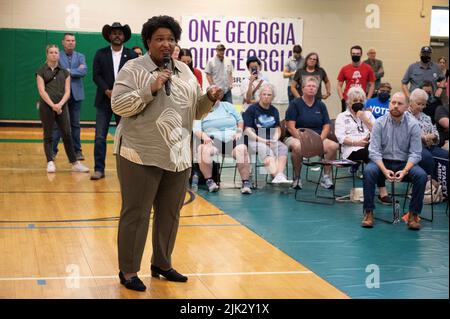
left=361, top=210, right=374, bottom=228
left=407, top=212, right=421, bottom=230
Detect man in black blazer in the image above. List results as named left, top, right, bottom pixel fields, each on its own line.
left=91, top=22, right=138, bottom=180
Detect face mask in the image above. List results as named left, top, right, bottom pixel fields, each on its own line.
left=378, top=92, right=390, bottom=102
left=351, top=55, right=361, bottom=63
left=351, top=102, right=364, bottom=113
left=420, top=56, right=431, bottom=63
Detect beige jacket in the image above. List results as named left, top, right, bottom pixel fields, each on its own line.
left=111, top=54, right=213, bottom=172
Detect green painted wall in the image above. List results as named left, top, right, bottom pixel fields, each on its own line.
left=0, top=28, right=143, bottom=121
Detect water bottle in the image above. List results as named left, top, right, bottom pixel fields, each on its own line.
left=191, top=174, right=199, bottom=192
left=393, top=200, right=401, bottom=224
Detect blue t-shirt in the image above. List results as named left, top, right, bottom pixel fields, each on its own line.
left=193, top=101, right=242, bottom=143
left=243, top=103, right=280, bottom=140
left=285, top=98, right=330, bottom=135
left=365, top=97, right=390, bottom=119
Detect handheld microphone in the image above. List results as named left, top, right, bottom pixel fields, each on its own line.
left=162, top=54, right=171, bottom=96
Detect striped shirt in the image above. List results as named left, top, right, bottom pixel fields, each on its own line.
left=111, top=54, right=213, bottom=172
left=409, top=111, right=440, bottom=145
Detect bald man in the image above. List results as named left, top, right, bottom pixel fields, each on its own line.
left=362, top=92, right=427, bottom=230
left=363, top=47, right=384, bottom=95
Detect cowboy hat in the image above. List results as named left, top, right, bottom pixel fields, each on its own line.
left=102, top=22, right=131, bottom=43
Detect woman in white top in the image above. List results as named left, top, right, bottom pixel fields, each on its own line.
left=335, top=86, right=391, bottom=204
left=240, top=56, right=268, bottom=112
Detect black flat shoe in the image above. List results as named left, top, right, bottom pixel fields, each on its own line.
left=119, top=271, right=147, bottom=291
left=151, top=265, right=188, bottom=282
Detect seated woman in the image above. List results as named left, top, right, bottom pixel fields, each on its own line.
left=335, top=86, right=392, bottom=204
left=193, top=92, right=252, bottom=194
left=409, top=88, right=449, bottom=180
left=284, top=76, right=338, bottom=189
left=243, top=83, right=291, bottom=184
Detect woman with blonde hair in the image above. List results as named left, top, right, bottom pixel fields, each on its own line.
left=36, top=44, right=89, bottom=173
left=335, top=86, right=391, bottom=204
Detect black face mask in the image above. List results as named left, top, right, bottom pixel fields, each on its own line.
left=351, top=102, right=364, bottom=113
left=378, top=92, right=390, bottom=102
left=420, top=56, right=431, bottom=63
left=351, top=55, right=361, bottom=63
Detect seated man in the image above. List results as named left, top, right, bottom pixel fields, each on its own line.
left=243, top=83, right=291, bottom=184
left=193, top=93, right=252, bottom=194
left=421, top=80, right=443, bottom=125
left=284, top=77, right=338, bottom=189
left=364, top=82, right=392, bottom=119
left=362, top=92, right=427, bottom=230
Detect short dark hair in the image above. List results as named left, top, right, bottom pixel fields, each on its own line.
left=63, top=33, right=75, bottom=38
left=293, top=45, right=302, bottom=54
left=350, top=45, right=363, bottom=54
left=421, top=80, right=433, bottom=88
left=141, top=15, right=182, bottom=51
left=132, top=46, right=142, bottom=51
left=246, top=56, right=261, bottom=68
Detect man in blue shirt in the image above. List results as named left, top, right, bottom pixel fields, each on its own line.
left=52, top=33, right=87, bottom=161
left=362, top=92, right=427, bottom=230
left=365, top=82, right=391, bottom=119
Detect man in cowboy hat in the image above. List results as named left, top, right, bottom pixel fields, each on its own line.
left=91, top=22, right=138, bottom=180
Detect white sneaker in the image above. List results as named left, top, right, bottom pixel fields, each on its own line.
left=271, top=173, right=293, bottom=185
left=241, top=180, right=252, bottom=194
left=72, top=162, right=90, bottom=173
left=47, top=161, right=56, bottom=173
left=206, top=179, right=219, bottom=192
left=320, top=174, right=334, bottom=189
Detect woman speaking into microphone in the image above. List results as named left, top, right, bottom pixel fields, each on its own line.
left=111, top=15, right=222, bottom=292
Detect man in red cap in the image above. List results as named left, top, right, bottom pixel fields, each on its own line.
left=91, top=22, right=138, bottom=180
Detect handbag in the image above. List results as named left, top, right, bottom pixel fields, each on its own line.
left=335, top=187, right=364, bottom=203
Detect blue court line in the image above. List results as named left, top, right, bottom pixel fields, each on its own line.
left=37, top=280, right=46, bottom=285
left=0, top=223, right=242, bottom=230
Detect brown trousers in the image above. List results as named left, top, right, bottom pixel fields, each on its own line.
left=116, top=155, right=190, bottom=273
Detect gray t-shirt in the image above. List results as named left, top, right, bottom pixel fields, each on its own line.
left=402, top=61, right=441, bottom=92
left=205, top=56, right=234, bottom=93
left=284, top=56, right=305, bottom=83
left=293, top=68, right=328, bottom=100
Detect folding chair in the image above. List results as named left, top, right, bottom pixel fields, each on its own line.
left=294, top=128, right=355, bottom=204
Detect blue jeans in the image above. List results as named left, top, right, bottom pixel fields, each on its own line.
left=221, top=90, right=233, bottom=104
left=93, top=106, right=121, bottom=173
left=363, top=160, right=427, bottom=215
left=52, top=98, right=82, bottom=154
left=419, top=145, right=449, bottom=180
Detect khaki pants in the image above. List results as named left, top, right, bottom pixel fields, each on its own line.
left=116, top=155, right=190, bottom=273
left=442, top=140, right=449, bottom=151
